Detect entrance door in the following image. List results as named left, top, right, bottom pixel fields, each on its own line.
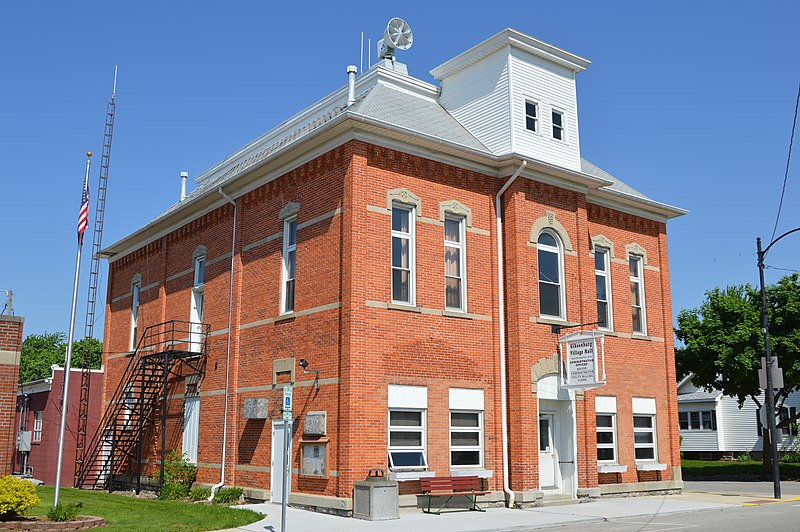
left=538, top=412, right=559, bottom=489
left=182, top=397, right=200, bottom=463
left=189, top=288, right=204, bottom=352
left=271, top=421, right=292, bottom=503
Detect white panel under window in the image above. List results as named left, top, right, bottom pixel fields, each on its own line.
left=388, top=385, right=427, bottom=409
left=632, top=397, right=656, bottom=415
left=595, top=396, right=617, bottom=414
left=449, top=388, right=484, bottom=411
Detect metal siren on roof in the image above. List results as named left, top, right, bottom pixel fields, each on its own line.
left=378, top=17, right=413, bottom=60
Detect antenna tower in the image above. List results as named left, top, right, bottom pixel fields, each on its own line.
left=75, top=68, right=118, bottom=484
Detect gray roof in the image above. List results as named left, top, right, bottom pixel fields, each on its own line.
left=580, top=158, right=651, bottom=202
left=678, top=390, right=722, bottom=402
left=350, top=83, right=489, bottom=152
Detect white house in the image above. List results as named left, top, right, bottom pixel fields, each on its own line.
left=677, top=374, right=799, bottom=458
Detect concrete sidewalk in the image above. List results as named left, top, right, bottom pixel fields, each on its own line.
left=216, top=495, right=738, bottom=532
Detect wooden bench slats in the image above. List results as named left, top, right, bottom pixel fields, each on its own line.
left=420, top=475, right=487, bottom=514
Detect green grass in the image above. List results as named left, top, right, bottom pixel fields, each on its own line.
left=681, top=459, right=800, bottom=480
left=29, top=487, right=263, bottom=532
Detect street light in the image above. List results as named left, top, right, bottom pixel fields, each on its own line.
left=756, top=227, right=800, bottom=500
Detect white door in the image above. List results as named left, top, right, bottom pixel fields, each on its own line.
left=183, top=397, right=200, bottom=463
left=271, top=421, right=292, bottom=503
left=98, top=430, right=113, bottom=484
left=539, top=412, right=560, bottom=490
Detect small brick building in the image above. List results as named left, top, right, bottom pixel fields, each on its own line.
left=95, top=27, right=685, bottom=511
left=14, top=366, right=104, bottom=486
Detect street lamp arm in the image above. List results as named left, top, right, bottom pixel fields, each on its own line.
left=762, top=227, right=800, bottom=258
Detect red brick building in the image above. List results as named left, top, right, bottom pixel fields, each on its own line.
left=14, top=366, right=104, bottom=486
left=92, top=28, right=685, bottom=511
left=0, top=313, right=24, bottom=477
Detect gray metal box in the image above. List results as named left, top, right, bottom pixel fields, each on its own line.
left=352, top=477, right=399, bottom=521
left=243, top=398, right=269, bottom=419
left=16, top=431, right=31, bottom=452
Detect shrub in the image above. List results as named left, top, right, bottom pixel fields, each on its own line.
left=47, top=502, right=82, bottom=522
left=213, top=487, right=244, bottom=504
left=782, top=451, right=800, bottom=463
left=158, top=482, right=189, bottom=501
left=736, top=452, right=752, bottom=462
left=0, top=476, right=40, bottom=519
left=190, top=487, right=211, bottom=501
left=164, top=450, right=197, bottom=491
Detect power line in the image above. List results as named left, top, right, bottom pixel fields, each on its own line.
left=764, top=264, right=800, bottom=274
left=770, top=83, right=800, bottom=244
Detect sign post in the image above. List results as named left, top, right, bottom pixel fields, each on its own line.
left=281, top=386, right=293, bottom=531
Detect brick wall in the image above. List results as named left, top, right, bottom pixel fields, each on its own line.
left=0, top=315, right=23, bottom=476
left=101, top=139, right=680, bottom=502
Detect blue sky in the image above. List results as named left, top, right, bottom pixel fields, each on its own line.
left=2, top=1, right=799, bottom=338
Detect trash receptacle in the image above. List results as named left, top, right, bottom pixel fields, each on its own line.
left=352, top=469, right=399, bottom=521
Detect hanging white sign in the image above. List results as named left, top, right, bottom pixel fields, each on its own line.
left=560, top=331, right=606, bottom=389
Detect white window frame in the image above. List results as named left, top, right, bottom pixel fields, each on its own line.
left=33, top=411, right=43, bottom=441
left=281, top=217, right=297, bottom=314
left=596, top=413, right=618, bottom=464
left=129, top=279, right=141, bottom=351
left=391, top=203, right=416, bottom=306
left=449, top=410, right=483, bottom=468
left=595, top=249, right=613, bottom=330
left=537, top=229, right=565, bottom=319
left=524, top=99, right=539, bottom=133
left=190, top=253, right=205, bottom=352
left=780, top=406, right=797, bottom=436
left=679, top=410, right=717, bottom=431
left=633, top=414, right=657, bottom=462
left=629, top=255, right=646, bottom=334
left=551, top=109, right=565, bottom=141
left=387, top=409, right=427, bottom=471
left=444, top=214, right=467, bottom=312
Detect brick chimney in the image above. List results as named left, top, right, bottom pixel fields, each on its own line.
left=0, top=314, right=23, bottom=475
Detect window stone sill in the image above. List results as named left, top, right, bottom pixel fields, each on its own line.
left=387, top=303, right=422, bottom=313
left=450, top=468, right=493, bottom=478
left=274, top=312, right=296, bottom=323
left=598, top=464, right=628, bottom=474
left=635, top=462, right=667, bottom=471
left=389, top=470, right=436, bottom=481
left=443, top=310, right=472, bottom=319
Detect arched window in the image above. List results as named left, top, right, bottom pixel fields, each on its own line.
left=537, top=230, right=564, bottom=319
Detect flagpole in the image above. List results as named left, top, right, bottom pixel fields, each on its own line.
left=54, top=152, right=92, bottom=507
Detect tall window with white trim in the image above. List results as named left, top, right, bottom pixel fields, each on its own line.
left=388, top=385, right=428, bottom=471
left=444, top=216, right=466, bottom=311
left=632, top=397, right=658, bottom=462
left=281, top=217, right=297, bottom=314
left=391, top=203, right=415, bottom=305
left=130, top=279, right=141, bottom=350
left=596, top=396, right=619, bottom=464
left=595, top=249, right=612, bottom=329
left=629, top=255, right=646, bottom=334
left=189, top=252, right=205, bottom=352
left=538, top=230, right=564, bottom=318
left=33, top=411, right=43, bottom=441
left=633, top=415, right=657, bottom=461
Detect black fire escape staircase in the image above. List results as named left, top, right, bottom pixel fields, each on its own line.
left=76, top=320, right=209, bottom=492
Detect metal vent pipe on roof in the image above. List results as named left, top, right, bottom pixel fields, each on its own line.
left=180, top=171, right=188, bottom=201
left=347, top=65, right=357, bottom=106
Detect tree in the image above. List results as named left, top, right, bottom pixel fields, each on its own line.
left=18, top=332, right=102, bottom=383
left=675, top=274, right=800, bottom=466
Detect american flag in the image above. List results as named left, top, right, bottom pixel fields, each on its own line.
left=78, top=171, right=90, bottom=244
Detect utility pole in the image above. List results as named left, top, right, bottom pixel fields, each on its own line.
left=757, top=236, right=781, bottom=499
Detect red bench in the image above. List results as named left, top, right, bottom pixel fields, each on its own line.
left=419, top=475, right=489, bottom=514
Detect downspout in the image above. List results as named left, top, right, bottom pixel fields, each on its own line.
left=210, top=187, right=237, bottom=501
left=496, top=160, right=527, bottom=508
